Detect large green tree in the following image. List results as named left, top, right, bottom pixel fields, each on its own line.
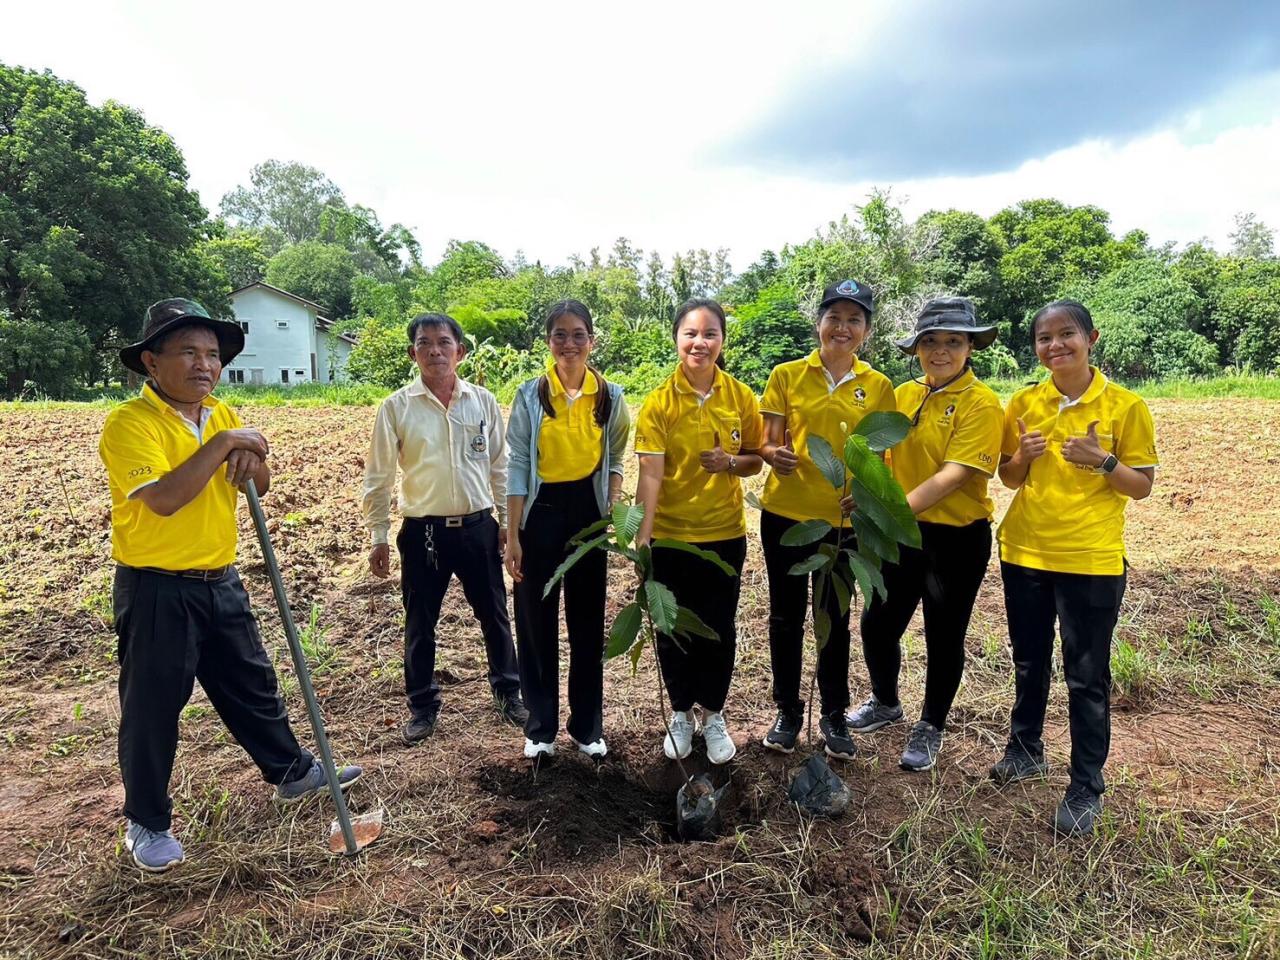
left=219, top=159, right=344, bottom=248
left=0, top=62, right=225, bottom=395
left=264, top=241, right=358, bottom=318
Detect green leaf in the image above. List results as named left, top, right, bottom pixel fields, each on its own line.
left=542, top=533, right=612, bottom=599
left=806, top=434, right=847, bottom=490
left=851, top=410, right=912, bottom=452
left=849, top=510, right=899, bottom=564
left=605, top=602, right=643, bottom=660
left=628, top=632, right=648, bottom=674
left=744, top=490, right=765, bottom=512
left=650, top=538, right=736, bottom=576
left=633, top=543, right=653, bottom=579
left=568, top=516, right=611, bottom=544
left=779, top=518, right=834, bottom=547
left=644, top=580, right=679, bottom=635
left=830, top=565, right=852, bottom=616
left=847, top=550, right=887, bottom=603
left=843, top=445, right=921, bottom=549
left=613, top=502, right=644, bottom=549
left=674, top=606, right=719, bottom=642
left=813, top=607, right=832, bottom=653
left=788, top=552, right=832, bottom=576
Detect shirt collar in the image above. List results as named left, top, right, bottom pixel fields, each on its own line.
left=407, top=375, right=473, bottom=399
left=931, top=367, right=978, bottom=395
left=1046, top=366, right=1108, bottom=408
left=547, top=360, right=598, bottom=398
left=805, top=349, right=870, bottom=378
left=673, top=363, right=721, bottom=396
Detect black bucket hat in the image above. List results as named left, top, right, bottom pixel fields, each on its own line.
left=896, top=297, right=998, bottom=353
left=818, top=278, right=875, bottom=317
left=119, top=298, right=246, bottom=375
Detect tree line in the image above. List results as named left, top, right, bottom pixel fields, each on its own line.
left=3, top=61, right=1278, bottom=399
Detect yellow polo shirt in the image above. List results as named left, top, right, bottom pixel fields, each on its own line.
left=888, top=369, right=1003, bottom=527
left=537, top=363, right=603, bottom=482
left=997, top=369, right=1159, bottom=576
left=758, top=351, right=895, bottom=526
left=634, top=365, right=764, bottom=542
left=99, top=383, right=243, bottom=570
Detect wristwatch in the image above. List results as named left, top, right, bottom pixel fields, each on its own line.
left=727, top=455, right=738, bottom=473
left=1095, top=454, right=1119, bottom=474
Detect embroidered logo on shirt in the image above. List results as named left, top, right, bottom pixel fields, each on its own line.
left=853, top=386, right=866, bottom=404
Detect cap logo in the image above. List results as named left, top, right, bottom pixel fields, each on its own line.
left=837, top=280, right=858, bottom=295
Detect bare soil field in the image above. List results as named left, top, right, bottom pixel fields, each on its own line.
left=1, top=398, right=1278, bottom=959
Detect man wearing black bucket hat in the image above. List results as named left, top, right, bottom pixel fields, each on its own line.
left=849, top=297, right=1004, bottom=773
left=99, top=298, right=361, bottom=873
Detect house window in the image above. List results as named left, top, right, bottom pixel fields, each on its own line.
left=227, top=369, right=245, bottom=384
left=239, top=321, right=250, bottom=334
left=276, top=320, right=289, bottom=330
left=294, top=369, right=306, bottom=381
left=281, top=369, right=290, bottom=384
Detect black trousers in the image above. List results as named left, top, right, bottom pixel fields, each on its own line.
left=860, top=519, right=992, bottom=729
left=513, top=477, right=606, bottom=744
left=398, top=512, right=520, bottom=720
left=1001, top=561, right=1126, bottom=796
left=113, top=565, right=313, bottom=832
left=760, top=509, right=853, bottom=717
left=652, top=536, right=747, bottom=714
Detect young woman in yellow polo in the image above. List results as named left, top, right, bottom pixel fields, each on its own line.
left=850, top=297, right=1004, bottom=773
left=990, top=299, right=1157, bottom=837
left=634, top=298, right=764, bottom=765
left=99, top=299, right=361, bottom=873
left=505, top=300, right=631, bottom=761
left=755, top=278, right=894, bottom=760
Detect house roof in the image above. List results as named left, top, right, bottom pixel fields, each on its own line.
left=229, top=281, right=357, bottom=344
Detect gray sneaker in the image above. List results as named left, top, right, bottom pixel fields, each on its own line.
left=989, top=745, right=1049, bottom=784
left=125, top=820, right=184, bottom=873
left=276, top=759, right=363, bottom=803
left=900, top=720, right=943, bottom=772
left=1053, top=785, right=1103, bottom=836
left=846, top=696, right=904, bottom=733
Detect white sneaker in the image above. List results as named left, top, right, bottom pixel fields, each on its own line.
left=571, top=735, right=608, bottom=759
left=663, top=710, right=695, bottom=760
left=523, top=739, right=555, bottom=759
left=702, top=711, right=737, bottom=765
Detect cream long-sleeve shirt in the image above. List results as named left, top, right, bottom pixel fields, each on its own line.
left=361, top=376, right=508, bottom=545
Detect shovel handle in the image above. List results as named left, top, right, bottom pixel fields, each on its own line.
left=245, top=479, right=360, bottom=856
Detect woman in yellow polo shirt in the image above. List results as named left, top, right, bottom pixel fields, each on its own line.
left=849, top=298, right=1004, bottom=773
left=991, top=299, right=1157, bottom=837
left=505, top=300, right=631, bottom=761
left=756, top=278, right=894, bottom=761
left=634, top=297, right=764, bottom=766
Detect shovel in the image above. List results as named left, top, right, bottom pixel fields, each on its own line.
left=245, top=479, right=382, bottom=855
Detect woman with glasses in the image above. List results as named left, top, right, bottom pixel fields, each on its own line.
left=849, top=297, right=1003, bottom=773
left=505, top=300, right=631, bottom=760
left=756, top=279, right=895, bottom=761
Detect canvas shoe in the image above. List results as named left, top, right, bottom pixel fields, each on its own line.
left=846, top=695, right=904, bottom=733
left=125, top=820, right=185, bottom=873
left=819, top=712, right=857, bottom=761
left=762, top=708, right=804, bottom=753
left=523, top=739, right=555, bottom=759
left=900, top=720, right=943, bottom=772
left=989, top=744, right=1050, bottom=785
left=276, top=759, right=363, bottom=803
left=663, top=710, right=695, bottom=760
left=702, top=711, right=737, bottom=765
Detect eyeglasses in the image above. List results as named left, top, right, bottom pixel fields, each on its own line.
left=550, top=331, right=591, bottom=345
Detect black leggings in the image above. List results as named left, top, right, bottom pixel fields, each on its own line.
left=513, top=477, right=607, bottom=744
left=859, top=519, right=992, bottom=729
left=653, top=536, right=747, bottom=713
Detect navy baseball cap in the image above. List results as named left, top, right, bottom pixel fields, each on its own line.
left=819, top=278, right=875, bottom=316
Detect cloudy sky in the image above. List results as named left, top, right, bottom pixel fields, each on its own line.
left=5, top=0, right=1279, bottom=270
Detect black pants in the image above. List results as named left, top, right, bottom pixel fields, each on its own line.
left=860, top=519, right=992, bottom=729
left=652, top=536, right=747, bottom=714
left=513, top=477, right=606, bottom=744
left=1002, top=561, right=1126, bottom=796
left=113, top=565, right=313, bottom=832
left=760, top=509, right=853, bottom=717
left=398, top=512, right=520, bottom=720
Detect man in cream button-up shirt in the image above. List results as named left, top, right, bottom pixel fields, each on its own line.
left=362, top=313, right=525, bottom=744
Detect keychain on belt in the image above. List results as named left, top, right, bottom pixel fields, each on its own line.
left=423, top=522, right=438, bottom=569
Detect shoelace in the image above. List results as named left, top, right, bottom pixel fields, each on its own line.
left=906, top=725, right=933, bottom=754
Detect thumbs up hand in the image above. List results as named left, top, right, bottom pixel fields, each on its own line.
left=1013, top=416, right=1047, bottom=467
left=700, top=431, right=733, bottom=474
left=1062, top=419, right=1107, bottom=468
left=771, top=426, right=800, bottom=477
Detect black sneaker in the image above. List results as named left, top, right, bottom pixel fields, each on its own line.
left=819, top=712, right=857, bottom=761
left=401, top=712, right=438, bottom=745
left=989, top=744, right=1049, bottom=784
left=900, top=720, right=943, bottom=772
left=762, top=708, right=804, bottom=753
left=1053, top=785, right=1103, bottom=836
left=495, top=694, right=529, bottom=727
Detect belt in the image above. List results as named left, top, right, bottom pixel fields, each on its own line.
left=404, top=510, right=490, bottom=529
left=131, top=564, right=231, bottom=581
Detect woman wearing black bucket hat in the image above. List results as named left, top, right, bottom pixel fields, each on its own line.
left=757, top=279, right=895, bottom=761
left=848, top=297, right=1003, bottom=773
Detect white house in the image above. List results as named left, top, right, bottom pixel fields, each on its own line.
left=221, top=281, right=356, bottom=386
